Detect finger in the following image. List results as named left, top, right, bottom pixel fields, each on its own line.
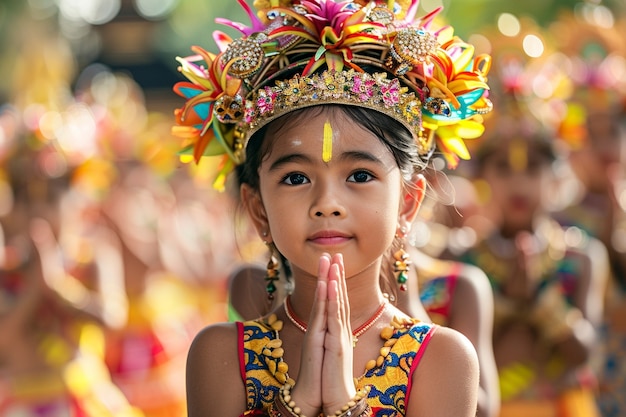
left=514, top=232, right=535, bottom=270
left=307, top=255, right=331, bottom=334
left=337, top=254, right=349, bottom=323
left=319, top=252, right=331, bottom=282
left=331, top=253, right=350, bottom=332
left=327, top=262, right=352, bottom=347
left=312, top=279, right=328, bottom=328
left=29, top=218, right=65, bottom=285
left=326, top=264, right=343, bottom=336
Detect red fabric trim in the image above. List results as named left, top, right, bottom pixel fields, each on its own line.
left=237, top=321, right=246, bottom=385
left=443, top=263, right=461, bottom=318
left=405, top=324, right=438, bottom=407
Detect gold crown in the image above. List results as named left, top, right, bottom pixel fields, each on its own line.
left=173, top=0, right=492, bottom=189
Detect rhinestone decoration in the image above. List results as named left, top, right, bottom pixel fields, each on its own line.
left=265, top=14, right=301, bottom=52
left=222, top=38, right=265, bottom=79
left=424, top=97, right=451, bottom=117
left=368, top=7, right=394, bottom=25
left=387, top=28, right=438, bottom=75
left=214, top=94, right=244, bottom=123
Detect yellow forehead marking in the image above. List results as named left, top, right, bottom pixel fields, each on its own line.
left=322, top=120, right=333, bottom=163
left=509, top=139, right=528, bottom=173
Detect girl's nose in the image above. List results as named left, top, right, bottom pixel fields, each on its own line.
left=309, top=183, right=346, bottom=218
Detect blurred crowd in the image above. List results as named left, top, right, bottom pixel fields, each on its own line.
left=1, top=1, right=626, bottom=417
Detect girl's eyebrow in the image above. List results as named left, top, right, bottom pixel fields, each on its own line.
left=339, top=150, right=385, bottom=165
left=268, top=153, right=312, bottom=171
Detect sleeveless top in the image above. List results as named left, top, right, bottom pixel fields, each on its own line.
left=237, top=319, right=436, bottom=416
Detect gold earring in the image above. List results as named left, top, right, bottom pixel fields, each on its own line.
left=265, top=243, right=280, bottom=300
left=394, top=226, right=411, bottom=291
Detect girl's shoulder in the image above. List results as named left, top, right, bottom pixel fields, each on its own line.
left=188, top=321, right=240, bottom=365
left=407, top=325, right=479, bottom=416
left=422, top=324, right=478, bottom=363
left=186, top=322, right=247, bottom=416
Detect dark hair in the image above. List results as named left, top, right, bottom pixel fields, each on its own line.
left=471, top=110, right=555, bottom=175
left=236, top=104, right=424, bottom=190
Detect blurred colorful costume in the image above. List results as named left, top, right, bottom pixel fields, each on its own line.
left=419, top=271, right=458, bottom=325
left=547, top=10, right=626, bottom=417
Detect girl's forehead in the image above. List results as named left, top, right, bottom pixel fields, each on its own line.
left=271, top=111, right=383, bottom=153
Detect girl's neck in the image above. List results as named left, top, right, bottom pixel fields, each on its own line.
left=499, top=212, right=546, bottom=239
left=286, top=263, right=387, bottom=327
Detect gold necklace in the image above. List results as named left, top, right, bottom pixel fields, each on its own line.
left=283, top=296, right=387, bottom=347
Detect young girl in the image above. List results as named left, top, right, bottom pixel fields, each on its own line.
left=227, top=215, right=500, bottom=417
left=173, top=1, right=492, bottom=415
left=228, top=215, right=500, bottom=417
left=456, top=107, right=608, bottom=417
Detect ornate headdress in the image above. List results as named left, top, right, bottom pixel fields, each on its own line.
left=172, top=0, right=492, bottom=189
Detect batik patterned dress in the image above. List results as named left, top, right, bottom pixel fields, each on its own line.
left=237, top=318, right=436, bottom=416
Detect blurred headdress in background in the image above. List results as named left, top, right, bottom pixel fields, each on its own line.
left=547, top=6, right=626, bottom=150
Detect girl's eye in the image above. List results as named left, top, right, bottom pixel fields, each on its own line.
left=282, top=173, right=309, bottom=185
left=347, top=170, right=374, bottom=183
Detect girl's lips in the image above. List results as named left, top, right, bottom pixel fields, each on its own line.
left=309, top=236, right=351, bottom=245
left=508, top=195, right=529, bottom=211
left=308, top=231, right=351, bottom=246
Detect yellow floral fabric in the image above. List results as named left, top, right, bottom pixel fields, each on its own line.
left=237, top=319, right=436, bottom=416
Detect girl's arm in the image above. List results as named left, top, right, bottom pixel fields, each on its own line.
left=406, top=326, right=479, bottom=417
left=449, top=264, right=500, bottom=417
left=186, top=323, right=247, bottom=417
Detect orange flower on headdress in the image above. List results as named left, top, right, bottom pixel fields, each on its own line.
left=173, top=45, right=243, bottom=162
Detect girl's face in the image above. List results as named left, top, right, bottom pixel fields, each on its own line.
left=570, top=111, right=625, bottom=192
left=480, top=141, right=551, bottom=233
left=244, top=108, right=416, bottom=279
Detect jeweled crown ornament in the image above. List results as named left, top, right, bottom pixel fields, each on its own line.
left=173, top=0, right=492, bottom=189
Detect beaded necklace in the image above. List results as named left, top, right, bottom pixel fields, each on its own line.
left=257, top=310, right=420, bottom=391
left=284, top=296, right=387, bottom=347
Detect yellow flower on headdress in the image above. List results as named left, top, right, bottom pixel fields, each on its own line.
left=420, top=27, right=492, bottom=168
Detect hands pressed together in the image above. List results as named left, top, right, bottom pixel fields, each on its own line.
left=290, top=253, right=360, bottom=417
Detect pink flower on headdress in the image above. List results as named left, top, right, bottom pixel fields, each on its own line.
left=351, top=74, right=375, bottom=101
left=244, top=101, right=257, bottom=124
left=300, top=0, right=357, bottom=33
left=215, top=0, right=266, bottom=37
left=267, top=0, right=385, bottom=75
left=256, top=87, right=277, bottom=115
left=381, top=79, right=401, bottom=106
